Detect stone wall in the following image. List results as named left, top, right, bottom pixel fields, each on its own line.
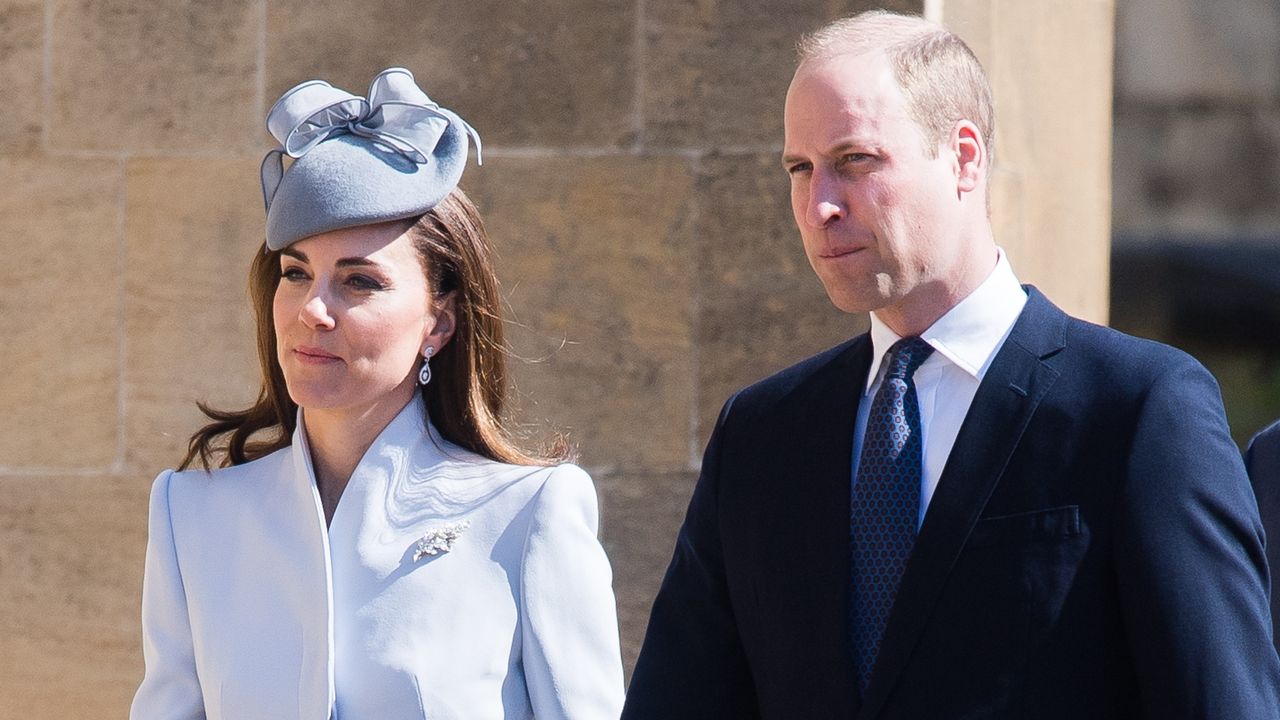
left=1111, top=0, right=1280, bottom=442
left=0, top=1, right=1113, bottom=716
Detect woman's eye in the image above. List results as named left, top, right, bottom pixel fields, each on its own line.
left=281, top=266, right=309, bottom=282
left=347, top=274, right=385, bottom=291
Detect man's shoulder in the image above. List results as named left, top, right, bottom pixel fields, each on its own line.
left=1019, top=288, right=1204, bottom=383
left=1246, top=419, right=1280, bottom=473
left=1064, top=316, right=1197, bottom=371
left=730, top=336, right=865, bottom=411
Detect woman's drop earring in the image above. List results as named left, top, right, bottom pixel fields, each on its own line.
left=418, top=346, right=434, bottom=386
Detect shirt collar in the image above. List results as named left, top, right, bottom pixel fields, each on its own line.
left=864, top=249, right=1027, bottom=393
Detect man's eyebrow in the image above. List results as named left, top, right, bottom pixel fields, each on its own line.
left=781, top=153, right=806, bottom=167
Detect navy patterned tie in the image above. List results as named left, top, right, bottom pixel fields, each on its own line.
left=850, top=336, right=934, bottom=690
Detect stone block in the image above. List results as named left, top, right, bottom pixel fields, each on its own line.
left=0, top=0, right=43, bottom=152
left=1112, top=110, right=1280, bottom=240
left=462, top=155, right=696, bottom=471
left=642, top=0, right=919, bottom=149
left=595, top=470, right=697, bottom=680
left=266, top=0, right=635, bottom=148
left=1116, top=0, right=1280, bottom=105
left=0, top=474, right=150, bottom=718
left=976, top=0, right=1114, bottom=323
left=696, top=153, right=860, bottom=448
left=124, top=157, right=263, bottom=473
left=49, top=0, right=258, bottom=154
left=0, top=156, right=120, bottom=470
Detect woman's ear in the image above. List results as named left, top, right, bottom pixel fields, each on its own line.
left=423, top=291, right=458, bottom=355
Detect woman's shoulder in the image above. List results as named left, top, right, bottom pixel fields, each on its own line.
left=490, top=459, right=595, bottom=499
left=431, top=454, right=597, bottom=517
left=519, top=462, right=601, bottom=530
left=153, top=444, right=295, bottom=504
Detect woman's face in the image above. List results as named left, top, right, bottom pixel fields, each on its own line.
left=273, top=221, right=454, bottom=416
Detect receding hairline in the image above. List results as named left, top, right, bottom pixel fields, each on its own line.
left=795, top=10, right=948, bottom=66
left=791, top=9, right=996, bottom=165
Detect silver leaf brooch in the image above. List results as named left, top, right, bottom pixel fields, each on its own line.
left=412, top=520, right=471, bottom=562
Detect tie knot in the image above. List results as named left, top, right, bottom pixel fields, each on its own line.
left=885, top=336, right=934, bottom=380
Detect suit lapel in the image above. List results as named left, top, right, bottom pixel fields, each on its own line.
left=857, top=288, right=1068, bottom=719
left=768, top=336, right=872, bottom=716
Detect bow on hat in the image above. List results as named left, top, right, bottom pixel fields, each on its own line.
left=260, top=67, right=482, bottom=212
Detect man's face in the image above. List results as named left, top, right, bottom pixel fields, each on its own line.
left=783, top=51, right=966, bottom=326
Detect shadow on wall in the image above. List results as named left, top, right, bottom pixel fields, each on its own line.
left=1111, top=235, right=1280, bottom=446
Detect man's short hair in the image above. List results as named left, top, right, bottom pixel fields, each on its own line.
left=797, top=10, right=995, bottom=160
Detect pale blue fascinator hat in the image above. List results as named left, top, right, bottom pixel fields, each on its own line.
left=260, top=67, right=482, bottom=251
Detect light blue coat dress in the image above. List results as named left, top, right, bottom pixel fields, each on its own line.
left=130, top=397, right=625, bottom=719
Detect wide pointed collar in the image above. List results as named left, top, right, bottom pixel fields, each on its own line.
left=289, top=394, right=457, bottom=497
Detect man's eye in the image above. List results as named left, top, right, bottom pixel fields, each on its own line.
left=786, top=162, right=812, bottom=175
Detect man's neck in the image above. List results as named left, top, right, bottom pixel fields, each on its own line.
left=876, top=242, right=1000, bottom=337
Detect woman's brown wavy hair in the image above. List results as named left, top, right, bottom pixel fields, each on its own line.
left=180, top=187, right=567, bottom=470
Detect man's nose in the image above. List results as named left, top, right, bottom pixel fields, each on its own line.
left=300, top=293, right=336, bottom=330
left=805, top=173, right=844, bottom=228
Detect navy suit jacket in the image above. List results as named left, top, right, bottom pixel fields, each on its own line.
left=1245, top=419, right=1280, bottom=650
left=623, top=288, right=1280, bottom=719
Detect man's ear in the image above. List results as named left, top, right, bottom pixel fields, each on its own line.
left=953, top=120, right=985, bottom=194
left=423, top=291, right=458, bottom=354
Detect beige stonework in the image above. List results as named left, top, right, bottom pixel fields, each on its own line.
left=595, top=470, right=698, bottom=678
left=0, top=156, right=121, bottom=471
left=123, top=157, right=263, bottom=473
left=266, top=0, right=636, bottom=148
left=695, top=152, right=864, bottom=446
left=0, top=475, right=148, bottom=719
left=643, top=0, right=921, bottom=149
left=0, top=0, right=42, bottom=153
left=463, top=155, right=697, bottom=471
left=940, top=0, right=1115, bottom=323
left=49, top=0, right=259, bottom=154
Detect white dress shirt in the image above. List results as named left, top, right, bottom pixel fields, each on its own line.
left=852, top=251, right=1028, bottom=527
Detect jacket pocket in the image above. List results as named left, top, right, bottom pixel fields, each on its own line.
left=966, top=505, right=1081, bottom=550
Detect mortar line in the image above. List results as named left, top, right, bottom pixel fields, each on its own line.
left=632, top=0, right=647, bottom=153
left=0, top=466, right=121, bottom=477
left=42, top=0, right=52, bottom=151
left=686, top=152, right=704, bottom=471
left=114, top=155, right=128, bottom=474
left=255, top=0, right=266, bottom=123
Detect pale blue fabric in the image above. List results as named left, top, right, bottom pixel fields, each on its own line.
left=260, top=67, right=481, bottom=251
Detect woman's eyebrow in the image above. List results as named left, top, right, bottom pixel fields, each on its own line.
left=336, top=257, right=381, bottom=269
left=280, top=248, right=380, bottom=269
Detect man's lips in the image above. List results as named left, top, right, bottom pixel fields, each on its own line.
left=819, top=246, right=866, bottom=259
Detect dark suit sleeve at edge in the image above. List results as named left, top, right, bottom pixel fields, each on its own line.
left=621, top=393, right=763, bottom=720
left=1115, top=356, right=1280, bottom=718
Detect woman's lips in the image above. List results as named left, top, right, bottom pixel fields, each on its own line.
left=293, top=346, right=342, bottom=364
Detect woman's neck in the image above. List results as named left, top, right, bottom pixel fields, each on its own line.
left=302, top=389, right=416, bottom=525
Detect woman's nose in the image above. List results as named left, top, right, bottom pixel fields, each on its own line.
left=299, top=294, right=335, bottom=330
